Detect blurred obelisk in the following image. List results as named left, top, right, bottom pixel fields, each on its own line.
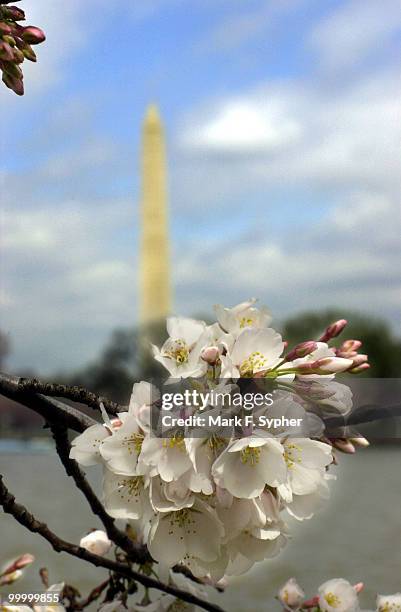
left=139, top=104, right=171, bottom=325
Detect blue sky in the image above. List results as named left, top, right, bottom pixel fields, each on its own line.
left=1, top=0, right=400, bottom=373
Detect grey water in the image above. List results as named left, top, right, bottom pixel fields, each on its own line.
left=0, top=446, right=400, bottom=611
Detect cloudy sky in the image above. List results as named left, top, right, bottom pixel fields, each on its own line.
left=1, top=0, right=400, bottom=374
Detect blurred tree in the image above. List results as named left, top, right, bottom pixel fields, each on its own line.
left=281, top=309, right=401, bottom=377
left=64, top=321, right=168, bottom=404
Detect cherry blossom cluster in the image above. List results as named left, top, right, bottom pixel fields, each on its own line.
left=70, top=299, right=369, bottom=582
left=0, top=1, right=45, bottom=95
left=277, top=577, right=401, bottom=612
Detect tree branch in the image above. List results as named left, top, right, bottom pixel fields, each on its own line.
left=49, top=422, right=150, bottom=565
left=0, top=372, right=222, bottom=594
left=0, top=372, right=120, bottom=415
left=0, top=476, right=225, bottom=612
left=0, top=372, right=96, bottom=433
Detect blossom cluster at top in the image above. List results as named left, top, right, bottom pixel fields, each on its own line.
left=277, top=576, right=401, bottom=612
left=70, top=299, right=369, bottom=582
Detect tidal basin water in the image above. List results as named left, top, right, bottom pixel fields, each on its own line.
left=0, top=446, right=400, bottom=611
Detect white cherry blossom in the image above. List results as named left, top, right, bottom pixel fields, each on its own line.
left=221, top=327, right=284, bottom=378
left=376, top=593, right=401, bottom=611
left=150, top=476, right=194, bottom=512
left=138, top=436, right=192, bottom=482
left=100, top=413, right=145, bottom=476
left=318, top=578, right=360, bottom=612
left=214, top=298, right=272, bottom=336
left=147, top=500, right=224, bottom=567
left=69, top=419, right=120, bottom=467
left=103, top=468, right=150, bottom=520
left=212, top=434, right=286, bottom=498
left=152, top=317, right=207, bottom=378
left=128, top=381, right=159, bottom=433
left=278, top=438, right=333, bottom=497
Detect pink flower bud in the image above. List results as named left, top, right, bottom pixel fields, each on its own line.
left=12, top=47, right=24, bottom=63
left=110, top=417, right=123, bottom=430
left=332, top=439, right=356, bottom=454
left=80, top=530, right=112, bottom=556
left=297, top=357, right=352, bottom=374
left=1, top=6, right=25, bottom=21
left=350, top=436, right=370, bottom=448
left=22, top=43, right=36, bottom=62
left=21, top=26, right=45, bottom=44
left=319, top=319, right=348, bottom=342
left=201, top=346, right=220, bottom=365
left=0, top=40, right=14, bottom=60
left=336, top=349, right=358, bottom=358
left=349, top=363, right=370, bottom=374
left=0, top=21, right=12, bottom=35
left=285, top=341, right=317, bottom=362
left=0, top=569, right=23, bottom=586
left=2, top=70, right=24, bottom=94
left=314, top=356, right=353, bottom=373
left=302, top=595, right=319, bottom=609
left=340, top=339, right=362, bottom=353
left=6, top=553, right=35, bottom=572
left=353, top=582, right=364, bottom=594
left=350, top=354, right=368, bottom=367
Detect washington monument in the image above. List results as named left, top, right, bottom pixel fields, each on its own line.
left=139, top=104, right=171, bottom=324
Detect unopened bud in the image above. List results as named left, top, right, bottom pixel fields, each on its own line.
left=3, top=60, right=22, bottom=78
left=0, top=569, right=23, bottom=586
left=2, top=70, right=24, bottom=94
left=297, top=357, right=352, bottom=375
left=302, top=595, right=319, bottom=609
left=0, top=40, right=13, bottom=60
left=332, top=439, right=355, bottom=454
left=285, top=341, right=317, bottom=362
left=3, top=553, right=35, bottom=574
left=319, top=319, right=348, bottom=342
left=354, top=582, right=364, bottom=594
left=340, top=339, right=362, bottom=353
left=349, top=363, right=370, bottom=374
left=0, top=21, right=12, bottom=35
left=80, top=530, right=112, bottom=556
left=22, top=42, right=36, bottom=61
left=21, top=26, right=45, bottom=44
left=1, top=6, right=25, bottom=20
left=201, top=346, right=220, bottom=365
left=350, top=436, right=370, bottom=448
left=12, top=47, right=24, bottom=63
left=278, top=578, right=305, bottom=610
left=350, top=354, right=368, bottom=367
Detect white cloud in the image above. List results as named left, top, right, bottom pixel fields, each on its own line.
left=181, top=99, right=302, bottom=153
left=177, top=68, right=401, bottom=198
left=308, top=0, right=401, bottom=72
left=1, top=199, right=138, bottom=372
left=173, top=191, right=401, bottom=326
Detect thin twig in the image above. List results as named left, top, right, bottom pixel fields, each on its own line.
left=49, top=422, right=150, bottom=565
left=76, top=578, right=110, bottom=610
left=0, top=476, right=225, bottom=612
